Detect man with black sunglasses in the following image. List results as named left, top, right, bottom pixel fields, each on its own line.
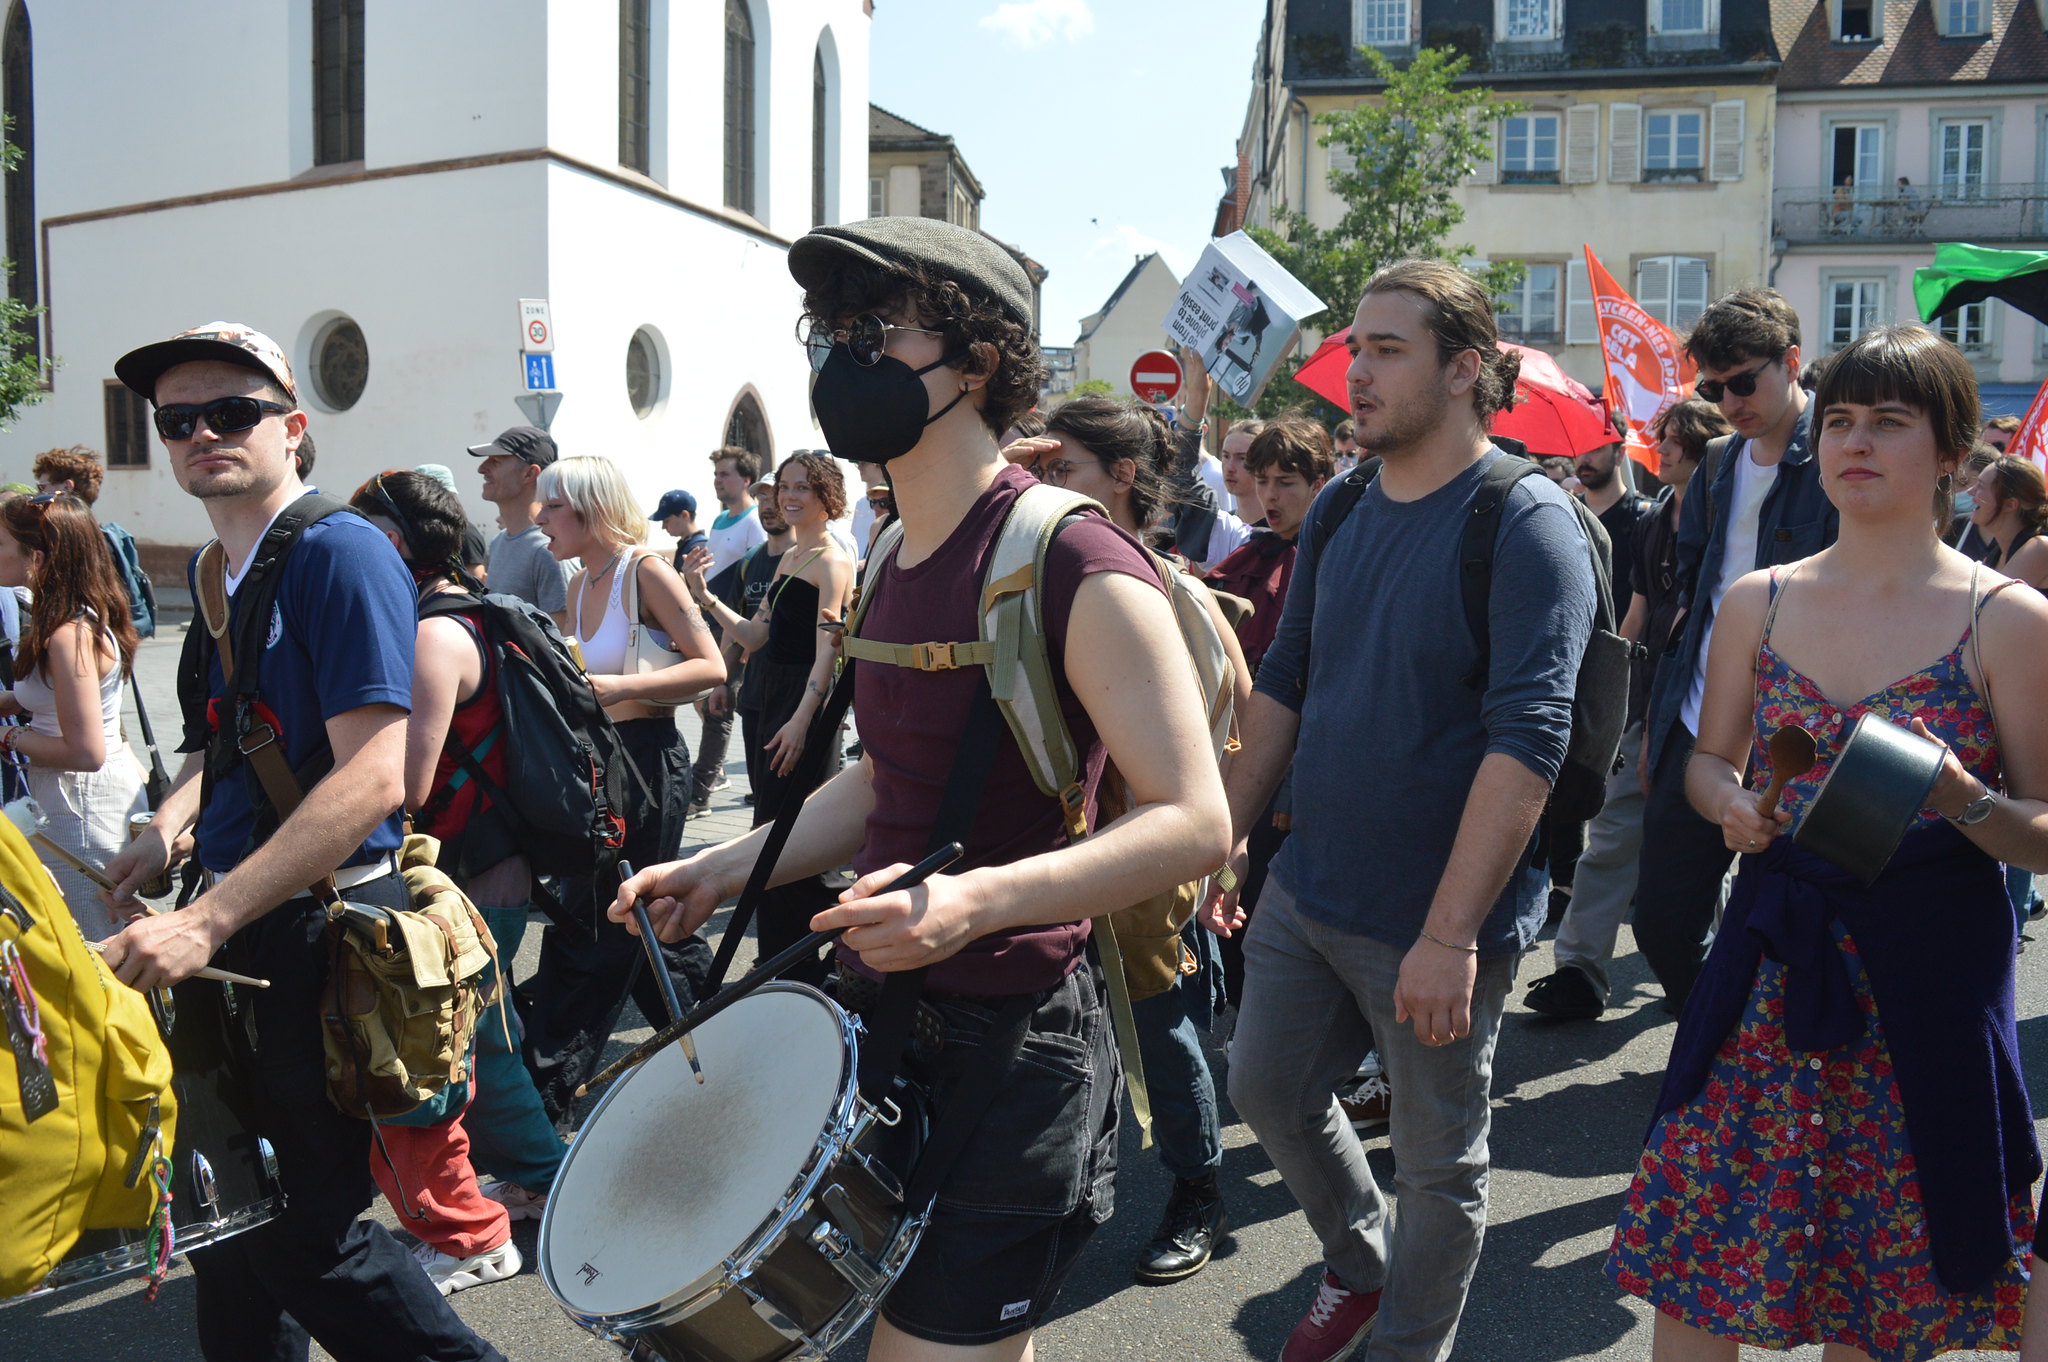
left=1634, top=288, right=1836, bottom=1013
left=95, top=322, right=506, bottom=1362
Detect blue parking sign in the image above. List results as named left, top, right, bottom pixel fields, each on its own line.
left=524, top=353, right=557, bottom=390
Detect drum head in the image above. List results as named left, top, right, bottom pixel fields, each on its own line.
left=543, top=986, right=850, bottom=1319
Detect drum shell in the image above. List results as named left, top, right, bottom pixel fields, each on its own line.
left=540, top=985, right=925, bottom=1362
left=41, top=977, right=282, bottom=1291
left=1793, top=713, right=1946, bottom=888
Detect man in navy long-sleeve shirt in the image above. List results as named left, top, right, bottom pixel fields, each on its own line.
left=1209, top=261, right=1593, bottom=1362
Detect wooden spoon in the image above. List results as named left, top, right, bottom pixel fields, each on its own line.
left=1757, top=724, right=1819, bottom=818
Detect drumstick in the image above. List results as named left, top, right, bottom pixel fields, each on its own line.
left=619, top=859, right=702, bottom=1083
left=84, top=941, right=270, bottom=989
left=578, top=841, right=964, bottom=1098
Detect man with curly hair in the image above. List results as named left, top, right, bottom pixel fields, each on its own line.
left=616, top=217, right=1230, bottom=1362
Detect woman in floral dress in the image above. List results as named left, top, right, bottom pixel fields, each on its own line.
left=1608, top=325, right=2048, bottom=1361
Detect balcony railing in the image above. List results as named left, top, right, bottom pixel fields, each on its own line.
left=1774, top=183, right=2048, bottom=247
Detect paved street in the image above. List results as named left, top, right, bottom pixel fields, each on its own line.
left=3, top=620, right=2045, bottom=1360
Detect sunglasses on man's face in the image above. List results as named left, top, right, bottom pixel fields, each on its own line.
left=803, top=314, right=946, bottom=371
left=152, top=395, right=293, bottom=442
left=1695, top=359, right=1774, bottom=404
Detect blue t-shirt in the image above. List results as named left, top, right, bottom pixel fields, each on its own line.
left=1253, top=449, right=1595, bottom=956
left=186, top=513, right=415, bottom=873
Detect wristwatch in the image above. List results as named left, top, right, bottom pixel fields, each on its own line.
left=1948, top=782, right=1998, bottom=826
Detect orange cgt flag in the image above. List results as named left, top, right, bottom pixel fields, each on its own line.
left=2010, top=377, right=2048, bottom=474
left=1585, top=246, right=1697, bottom=476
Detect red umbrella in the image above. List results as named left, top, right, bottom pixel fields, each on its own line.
left=1293, top=328, right=1614, bottom=458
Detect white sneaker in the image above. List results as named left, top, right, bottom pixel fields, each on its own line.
left=411, top=1237, right=523, bottom=1296
left=480, top=1179, right=548, bottom=1222
left=1353, top=1049, right=1384, bottom=1083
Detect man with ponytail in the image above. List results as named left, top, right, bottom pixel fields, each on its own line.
left=1209, top=259, right=1595, bottom=1362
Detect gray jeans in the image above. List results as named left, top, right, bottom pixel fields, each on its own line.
left=1228, top=875, right=1515, bottom=1362
left=1551, top=721, right=1645, bottom=999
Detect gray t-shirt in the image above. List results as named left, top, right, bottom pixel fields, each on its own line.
left=487, top=523, right=568, bottom=614
left=1254, top=449, right=1595, bottom=955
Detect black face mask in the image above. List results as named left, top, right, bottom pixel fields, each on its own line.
left=809, top=343, right=969, bottom=465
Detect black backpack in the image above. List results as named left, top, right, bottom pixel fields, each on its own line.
left=416, top=589, right=635, bottom=930
left=1308, top=447, right=1632, bottom=828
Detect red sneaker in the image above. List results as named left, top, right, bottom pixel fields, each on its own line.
left=1280, top=1269, right=1382, bottom=1362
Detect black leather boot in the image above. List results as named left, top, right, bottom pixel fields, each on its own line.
left=1135, top=1173, right=1227, bottom=1284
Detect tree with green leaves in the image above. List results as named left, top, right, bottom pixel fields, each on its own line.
left=1220, top=45, right=1522, bottom=419
left=0, top=117, right=51, bottom=429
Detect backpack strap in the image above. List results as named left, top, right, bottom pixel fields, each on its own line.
left=1458, top=455, right=1545, bottom=690
left=1696, top=432, right=1739, bottom=537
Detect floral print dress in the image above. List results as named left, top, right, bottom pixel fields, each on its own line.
left=1607, top=568, right=2033, bottom=1360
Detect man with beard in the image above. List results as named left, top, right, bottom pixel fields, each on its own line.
left=1209, top=261, right=1593, bottom=1362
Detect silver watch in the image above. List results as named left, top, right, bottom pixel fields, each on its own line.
left=1949, top=785, right=1998, bottom=826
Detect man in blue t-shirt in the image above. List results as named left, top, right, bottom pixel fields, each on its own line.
left=97, top=322, right=504, bottom=1362
left=1207, top=263, right=1593, bottom=1362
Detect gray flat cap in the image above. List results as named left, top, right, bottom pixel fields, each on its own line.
left=789, top=218, right=1035, bottom=331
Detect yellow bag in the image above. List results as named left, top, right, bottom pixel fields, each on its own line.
left=318, top=835, right=498, bottom=1120
left=0, top=819, right=176, bottom=1297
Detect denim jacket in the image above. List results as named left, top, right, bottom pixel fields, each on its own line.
left=1643, top=399, right=1837, bottom=776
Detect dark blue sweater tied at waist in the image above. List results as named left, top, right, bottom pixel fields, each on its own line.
left=1652, top=821, right=2039, bottom=1293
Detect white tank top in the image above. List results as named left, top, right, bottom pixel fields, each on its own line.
left=573, top=550, right=674, bottom=675
left=15, top=617, right=123, bottom=745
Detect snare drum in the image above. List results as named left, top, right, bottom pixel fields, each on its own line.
left=541, top=983, right=925, bottom=1362
left=38, top=976, right=284, bottom=1291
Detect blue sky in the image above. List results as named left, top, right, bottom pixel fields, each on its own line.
left=869, top=0, right=1267, bottom=348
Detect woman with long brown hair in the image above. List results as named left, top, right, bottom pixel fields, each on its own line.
left=0, top=492, right=146, bottom=937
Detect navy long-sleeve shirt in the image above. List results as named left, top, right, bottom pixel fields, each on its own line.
left=1254, top=448, right=1595, bottom=955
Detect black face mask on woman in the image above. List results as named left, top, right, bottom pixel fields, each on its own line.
left=809, top=342, right=969, bottom=466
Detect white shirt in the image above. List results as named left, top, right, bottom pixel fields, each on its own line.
left=1681, top=446, right=1776, bottom=736
left=705, top=505, right=766, bottom=578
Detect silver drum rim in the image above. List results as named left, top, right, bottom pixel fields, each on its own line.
left=537, top=981, right=865, bottom=1337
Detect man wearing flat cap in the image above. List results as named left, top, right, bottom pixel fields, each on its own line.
left=616, top=221, right=1230, bottom=1359
left=99, top=322, right=506, bottom=1362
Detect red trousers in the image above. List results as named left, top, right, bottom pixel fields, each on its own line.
left=369, top=1112, right=511, bottom=1259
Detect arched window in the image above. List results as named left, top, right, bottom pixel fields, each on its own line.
left=811, top=46, right=827, bottom=227
left=724, top=389, right=769, bottom=461
left=619, top=0, right=650, bottom=173
left=724, top=0, right=755, bottom=215
left=313, top=0, right=364, bottom=166
left=3, top=1, right=36, bottom=364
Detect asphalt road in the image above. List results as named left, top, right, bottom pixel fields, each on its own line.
left=4, top=622, right=2044, bottom=1361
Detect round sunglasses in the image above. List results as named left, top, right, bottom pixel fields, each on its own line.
left=803, top=314, right=946, bottom=372
left=152, top=395, right=293, bottom=442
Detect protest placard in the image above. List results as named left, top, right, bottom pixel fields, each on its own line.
left=1163, top=231, right=1326, bottom=408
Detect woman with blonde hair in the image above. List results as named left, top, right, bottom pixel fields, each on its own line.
left=1970, top=453, right=2048, bottom=589
left=0, top=492, right=146, bottom=938
left=1608, top=327, right=2048, bottom=1360
left=526, top=454, right=726, bottom=1115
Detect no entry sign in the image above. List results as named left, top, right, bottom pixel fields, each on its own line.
left=1130, top=350, right=1182, bottom=403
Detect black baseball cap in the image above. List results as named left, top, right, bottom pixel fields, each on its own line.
left=788, top=218, right=1035, bottom=331
left=467, top=425, right=558, bottom=467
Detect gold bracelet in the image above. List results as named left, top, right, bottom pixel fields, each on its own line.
left=1418, top=928, right=1478, bottom=954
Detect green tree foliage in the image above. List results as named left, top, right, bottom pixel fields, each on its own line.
left=1250, top=45, right=1527, bottom=328
left=0, top=119, right=52, bottom=429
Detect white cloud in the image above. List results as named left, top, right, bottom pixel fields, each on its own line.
left=979, top=0, right=1096, bottom=48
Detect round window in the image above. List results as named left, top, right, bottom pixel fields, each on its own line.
left=626, top=328, right=661, bottom=418
left=311, top=317, right=369, bottom=411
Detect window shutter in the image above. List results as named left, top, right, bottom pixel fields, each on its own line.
left=1565, top=104, right=1600, bottom=183
left=1566, top=258, right=1596, bottom=344
left=1709, top=99, right=1745, bottom=182
left=1673, top=257, right=1711, bottom=333
left=1609, top=102, right=1642, bottom=183
left=1637, top=256, right=1674, bottom=326
left=1470, top=110, right=1498, bottom=185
